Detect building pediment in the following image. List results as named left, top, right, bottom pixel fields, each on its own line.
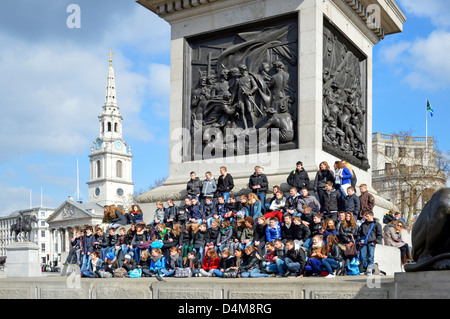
left=46, top=201, right=104, bottom=225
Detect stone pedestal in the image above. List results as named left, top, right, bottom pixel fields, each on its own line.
left=134, top=0, right=406, bottom=220
left=394, top=271, right=450, bottom=299
left=6, top=242, right=41, bottom=278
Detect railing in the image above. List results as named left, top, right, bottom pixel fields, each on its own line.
left=372, top=166, right=446, bottom=178
left=373, top=132, right=434, bottom=144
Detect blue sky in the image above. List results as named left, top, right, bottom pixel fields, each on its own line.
left=0, top=0, right=448, bottom=216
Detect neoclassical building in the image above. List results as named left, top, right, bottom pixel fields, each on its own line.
left=372, top=132, right=447, bottom=220
left=45, top=199, right=104, bottom=263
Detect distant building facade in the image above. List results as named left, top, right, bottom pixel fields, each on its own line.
left=0, top=207, right=54, bottom=263
left=372, top=132, right=447, bottom=218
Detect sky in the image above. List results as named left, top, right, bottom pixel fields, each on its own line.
left=0, top=0, right=448, bottom=216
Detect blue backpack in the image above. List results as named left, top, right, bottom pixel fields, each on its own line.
left=347, top=257, right=360, bottom=276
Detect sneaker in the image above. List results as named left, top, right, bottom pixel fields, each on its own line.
left=325, top=273, right=335, bottom=279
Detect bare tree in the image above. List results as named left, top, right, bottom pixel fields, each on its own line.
left=372, top=130, right=448, bottom=226
left=134, top=176, right=167, bottom=198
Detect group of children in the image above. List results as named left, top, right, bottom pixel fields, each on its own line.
left=64, top=161, right=384, bottom=279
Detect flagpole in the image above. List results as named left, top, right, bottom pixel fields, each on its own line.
left=425, top=98, right=428, bottom=164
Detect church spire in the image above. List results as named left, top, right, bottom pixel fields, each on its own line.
left=104, top=49, right=118, bottom=108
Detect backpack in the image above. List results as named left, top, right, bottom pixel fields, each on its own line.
left=114, top=267, right=127, bottom=278
left=347, top=257, right=360, bottom=276
left=98, top=270, right=113, bottom=278
left=175, top=267, right=192, bottom=278
left=128, top=268, right=142, bottom=278
left=223, top=268, right=239, bottom=278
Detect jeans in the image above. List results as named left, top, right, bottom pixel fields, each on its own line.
left=240, top=269, right=269, bottom=278
left=319, top=258, right=340, bottom=274
left=218, top=192, right=229, bottom=203
left=160, top=269, right=176, bottom=277
left=359, top=243, right=376, bottom=273
left=241, top=241, right=253, bottom=250
left=255, top=192, right=266, bottom=211
left=212, top=268, right=225, bottom=277
left=284, top=257, right=301, bottom=274
left=101, top=246, right=114, bottom=261
left=80, top=253, right=91, bottom=273
left=308, top=258, right=322, bottom=274
left=193, top=246, right=204, bottom=262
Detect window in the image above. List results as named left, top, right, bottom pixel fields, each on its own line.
left=117, top=188, right=124, bottom=197
left=114, top=123, right=118, bottom=132
left=41, top=230, right=46, bottom=238
left=97, top=160, right=101, bottom=178
left=107, top=122, right=112, bottom=132
left=385, top=146, right=393, bottom=156
left=414, top=148, right=424, bottom=159
left=41, top=243, right=45, bottom=253
left=399, top=147, right=406, bottom=157
left=40, top=211, right=46, bottom=218
left=384, top=163, right=393, bottom=174
left=95, top=188, right=101, bottom=197
left=116, top=160, right=123, bottom=178
left=41, top=221, right=45, bottom=227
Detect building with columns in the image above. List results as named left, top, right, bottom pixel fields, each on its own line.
left=44, top=198, right=104, bottom=264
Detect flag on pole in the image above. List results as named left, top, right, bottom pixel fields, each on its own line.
left=427, top=99, right=434, bottom=117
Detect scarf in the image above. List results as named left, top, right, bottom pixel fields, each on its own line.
left=312, top=241, right=324, bottom=250
left=170, top=253, right=180, bottom=268
left=152, top=253, right=162, bottom=263
left=222, top=226, right=231, bottom=235
left=159, top=228, right=167, bottom=239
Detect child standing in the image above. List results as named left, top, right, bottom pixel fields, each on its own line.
left=64, top=230, right=82, bottom=266
left=229, top=218, right=245, bottom=254
left=192, top=223, right=207, bottom=261
left=201, top=171, right=217, bottom=202
left=80, top=226, right=96, bottom=273
left=356, top=212, right=382, bottom=275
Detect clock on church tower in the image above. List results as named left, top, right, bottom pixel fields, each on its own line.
left=87, top=51, right=134, bottom=207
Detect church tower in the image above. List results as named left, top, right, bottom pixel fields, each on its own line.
left=88, top=51, right=134, bottom=207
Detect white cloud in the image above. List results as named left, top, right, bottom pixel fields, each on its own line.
left=0, top=5, right=171, bottom=161
left=398, top=0, right=450, bottom=28
left=378, top=30, right=450, bottom=90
